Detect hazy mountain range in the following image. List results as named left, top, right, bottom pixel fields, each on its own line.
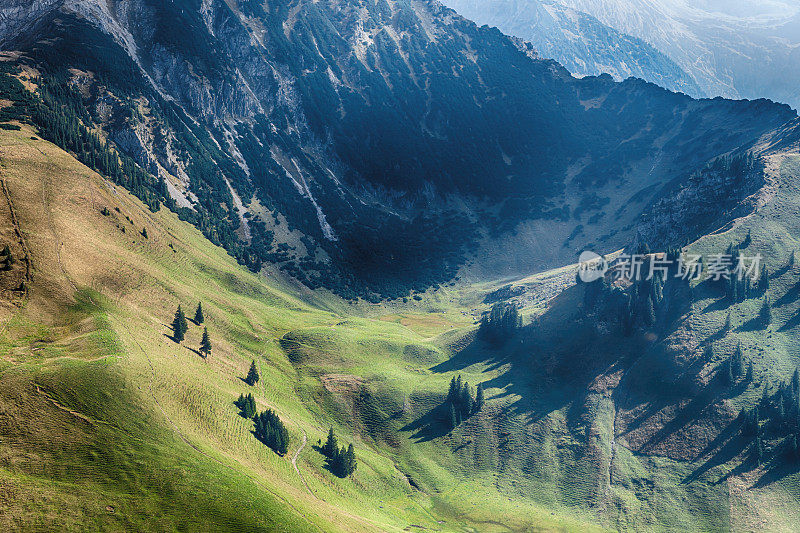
left=444, top=0, right=800, bottom=109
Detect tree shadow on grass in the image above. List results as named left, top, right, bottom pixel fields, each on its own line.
left=683, top=420, right=747, bottom=484
left=400, top=402, right=454, bottom=443
left=779, top=309, right=800, bottom=331
left=774, top=279, right=800, bottom=307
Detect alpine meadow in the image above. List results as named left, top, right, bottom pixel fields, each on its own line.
left=2, top=0, right=800, bottom=531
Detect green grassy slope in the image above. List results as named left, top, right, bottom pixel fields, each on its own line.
left=0, top=125, right=600, bottom=531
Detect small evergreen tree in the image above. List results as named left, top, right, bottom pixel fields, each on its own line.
left=474, top=383, right=485, bottom=414
left=759, top=297, right=772, bottom=327
left=341, top=443, right=357, bottom=477
left=732, top=342, right=744, bottom=378
left=194, top=302, right=204, bottom=324
left=746, top=360, right=754, bottom=384
left=758, top=265, right=769, bottom=293
left=141, top=227, right=148, bottom=239
left=199, top=327, right=212, bottom=358
left=323, top=428, right=339, bottom=458
left=449, top=403, right=458, bottom=430
left=245, top=360, right=260, bottom=386
left=789, top=435, right=799, bottom=460
left=754, top=436, right=764, bottom=465
left=171, top=305, right=188, bottom=342
left=725, top=357, right=735, bottom=385
left=792, top=369, right=800, bottom=396
left=460, top=382, right=473, bottom=417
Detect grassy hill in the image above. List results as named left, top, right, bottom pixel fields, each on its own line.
left=0, top=125, right=604, bottom=531
left=6, top=118, right=800, bottom=531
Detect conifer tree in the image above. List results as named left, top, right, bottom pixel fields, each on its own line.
left=723, top=312, right=732, bottom=334
left=171, top=305, right=188, bottom=342
left=323, top=428, right=338, bottom=458
left=746, top=361, right=754, bottom=384
left=759, top=297, right=772, bottom=327
left=245, top=360, right=260, bottom=386
left=733, top=342, right=744, bottom=378
left=793, top=368, right=799, bottom=396
left=460, top=382, right=473, bottom=417
left=194, top=302, right=204, bottom=324
left=342, top=443, right=357, bottom=476
left=726, top=357, right=735, bottom=385
left=754, top=436, right=764, bottom=465
left=449, top=403, right=458, bottom=430
left=474, top=383, right=485, bottom=414
left=758, top=264, right=769, bottom=293
left=200, top=327, right=212, bottom=358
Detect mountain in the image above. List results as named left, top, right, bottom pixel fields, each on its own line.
left=0, top=0, right=794, bottom=302
left=4, top=1, right=800, bottom=531
left=439, top=0, right=704, bottom=97
left=556, top=0, right=800, bottom=109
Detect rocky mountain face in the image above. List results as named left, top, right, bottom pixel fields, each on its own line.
left=1, top=0, right=797, bottom=299
left=440, top=0, right=703, bottom=97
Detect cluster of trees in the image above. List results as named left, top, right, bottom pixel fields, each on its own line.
left=235, top=393, right=257, bottom=419
left=740, top=369, right=800, bottom=465
left=721, top=242, right=769, bottom=304
left=171, top=303, right=212, bottom=357
left=721, top=342, right=754, bottom=386
left=32, top=75, right=168, bottom=212
left=321, top=428, right=357, bottom=478
left=254, top=409, right=289, bottom=456
left=478, top=302, right=521, bottom=344
left=444, top=375, right=484, bottom=430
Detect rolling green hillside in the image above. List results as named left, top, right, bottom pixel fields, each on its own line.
left=0, top=125, right=607, bottom=531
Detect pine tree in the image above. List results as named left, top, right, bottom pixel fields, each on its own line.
left=792, top=368, right=799, bottom=396
left=245, top=360, right=260, bottom=386
left=447, top=376, right=458, bottom=404
left=726, top=357, right=735, bottom=386
left=754, top=436, right=764, bottom=465
left=141, top=227, right=148, bottom=239
left=732, top=342, right=744, bottom=378
left=449, top=403, right=458, bottom=430
left=194, top=302, right=204, bottom=324
left=323, top=428, right=338, bottom=458
left=644, top=294, right=656, bottom=326
left=199, top=327, right=212, bottom=358
left=759, top=264, right=769, bottom=293
left=474, top=383, right=485, bottom=414
left=460, top=382, right=473, bottom=417
left=759, top=297, right=772, bottom=327
left=746, top=361, right=754, bottom=384
left=343, top=443, right=357, bottom=476
left=171, top=305, right=188, bottom=342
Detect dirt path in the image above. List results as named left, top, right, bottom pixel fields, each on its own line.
left=292, top=428, right=315, bottom=496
